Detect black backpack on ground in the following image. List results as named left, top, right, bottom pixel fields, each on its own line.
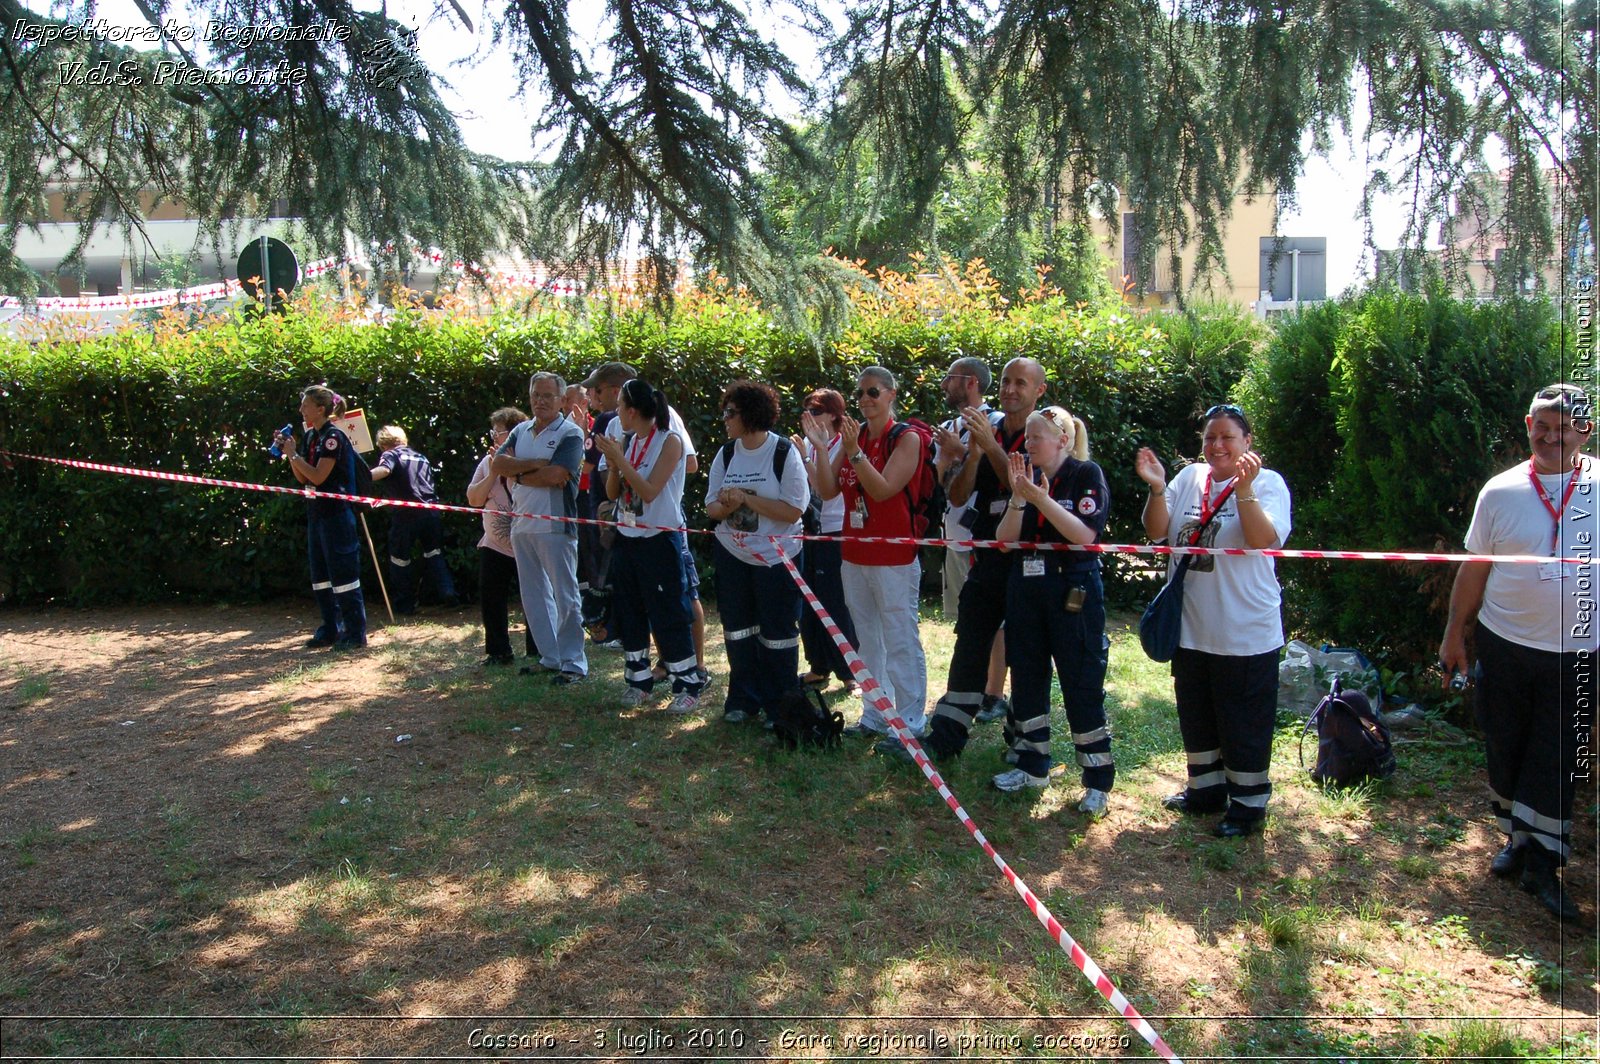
left=768, top=688, right=844, bottom=750
left=1300, top=676, right=1397, bottom=787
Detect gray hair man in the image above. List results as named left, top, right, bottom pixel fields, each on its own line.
left=490, top=371, right=589, bottom=683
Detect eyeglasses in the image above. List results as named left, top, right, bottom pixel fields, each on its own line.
left=943, top=373, right=976, bottom=383
left=531, top=392, right=561, bottom=402
left=855, top=386, right=883, bottom=400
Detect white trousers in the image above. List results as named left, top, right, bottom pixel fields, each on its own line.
left=511, top=531, right=588, bottom=676
left=842, top=559, right=927, bottom=734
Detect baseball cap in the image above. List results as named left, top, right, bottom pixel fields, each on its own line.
left=580, top=361, right=638, bottom=388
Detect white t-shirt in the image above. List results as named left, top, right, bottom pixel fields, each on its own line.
left=1164, top=461, right=1293, bottom=656
left=936, top=406, right=993, bottom=551
left=613, top=426, right=687, bottom=539
left=1466, top=457, right=1600, bottom=653
left=805, top=435, right=846, bottom=533
left=707, top=433, right=810, bottom=565
left=600, top=405, right=696, bottom=470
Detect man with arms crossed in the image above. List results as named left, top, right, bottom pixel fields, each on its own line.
left=492, top=371, right=588, bottom=685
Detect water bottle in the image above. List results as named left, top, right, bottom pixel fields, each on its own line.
left=268, top=423, right=295, bottom=458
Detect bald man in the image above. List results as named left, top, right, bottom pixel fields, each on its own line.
left=920, top=358, right=1049, bottom=766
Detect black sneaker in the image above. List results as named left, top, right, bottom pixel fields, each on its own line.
left=481, top=654, right=514, bottom=667
left=304, top=634, right=337, bottom=649
left=333, top=636, right=367, bottom=652
left=975, top=696, right=1009, bottom=723
left=1490, top=840, right=1523, bottom=878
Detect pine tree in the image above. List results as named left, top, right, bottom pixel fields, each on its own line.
left=0, top=0, right=1588, bottom=308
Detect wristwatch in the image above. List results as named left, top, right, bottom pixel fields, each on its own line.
left=850, top=451, right=866, bottom=463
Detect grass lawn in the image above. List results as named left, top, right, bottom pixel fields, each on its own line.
left=1, top=600, right=1595, bottom=1060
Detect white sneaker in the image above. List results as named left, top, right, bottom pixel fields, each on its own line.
left=991, top=768, right=1049, bottom=792
left=620, top=687, right=648, bottom=707
left=667, top=693, right=700, bottom=714
left=1078, top=788, right=1110, bottom=818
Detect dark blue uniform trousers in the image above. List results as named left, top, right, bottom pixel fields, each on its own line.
left=387, top=510, right=456, bottom=612
left=715, top=541, right=802, bottom=718
left=1004, top=563, right=1113, bottom=784
left=308, top=506, right=366, bottom=643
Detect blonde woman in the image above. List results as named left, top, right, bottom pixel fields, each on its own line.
left=992, top=407, right=1113, bottom=812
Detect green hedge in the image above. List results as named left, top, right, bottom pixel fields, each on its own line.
left=0, top=284, right=1266, bottom=606
left=1238, top=289, right=1565, bottom=673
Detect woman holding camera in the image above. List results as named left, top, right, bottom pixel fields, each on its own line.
left=705, top=380, right=810, bottom=725
left=795, top=387, right=859, bottom=693
left=272, top=385, right=367, bottom=649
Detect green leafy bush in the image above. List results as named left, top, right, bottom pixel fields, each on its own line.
left=0, top=276, right=1265, bottom=606
left=1238, top=289, right=1564, bottom=670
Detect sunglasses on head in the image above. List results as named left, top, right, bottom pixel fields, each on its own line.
left=855, top=386, right=883, bottom=400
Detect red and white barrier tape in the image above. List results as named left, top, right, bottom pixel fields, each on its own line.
left=2, top=450, right=1588, bottom=566
left=743, top=535, right=1184, bottom=1062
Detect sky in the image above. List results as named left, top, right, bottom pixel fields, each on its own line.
left=55, top=0, right=1437, bottom=295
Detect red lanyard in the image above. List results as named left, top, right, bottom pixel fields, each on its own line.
left=1192, top=472, right=1237, bottom=544
left=1528, top=460, right=1582, bottom=555
left=627, top=428, right=656, bottom=469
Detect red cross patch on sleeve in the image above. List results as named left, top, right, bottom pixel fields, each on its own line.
left=323, top=436, right=338, bottom=451
left=1077, top=496, right=1098, bottom=516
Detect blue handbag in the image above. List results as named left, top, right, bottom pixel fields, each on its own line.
left=1138, top=555, right=1191, bottom=662
left=1138, top=478, right=1235, bottom=662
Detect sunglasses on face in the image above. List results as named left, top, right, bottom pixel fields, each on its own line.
left=855, top=386, right=883, bottom=400
left=721, top=407, right=738, bottom=420
left=805, top=406, right=826, bottom=416
left=943, top=373, right=975, bottom=383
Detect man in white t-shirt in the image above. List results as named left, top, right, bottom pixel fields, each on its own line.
left=1440, top=383, right=1597, bottom=922
left=932, top=355, right=1011, bottom=725
left=934, top=357, right=989, bottom=614
left=490, top=371, right=588, bottom=683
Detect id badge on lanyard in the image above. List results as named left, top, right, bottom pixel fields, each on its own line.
left=1530, top=461, right=1580, bottom=580
left=850, top=494, right=868, bottom=529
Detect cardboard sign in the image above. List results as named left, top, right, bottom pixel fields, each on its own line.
left=332, top=408, right=374, bottom=453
